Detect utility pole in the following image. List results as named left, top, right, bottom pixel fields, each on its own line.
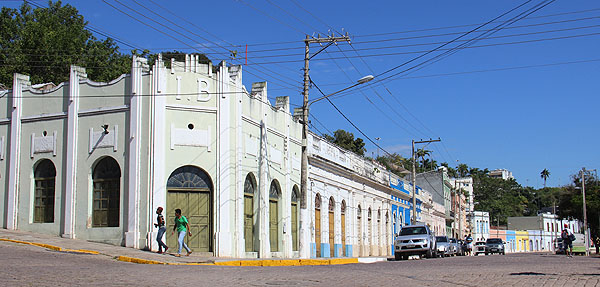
left=300, top=33, right=350, bottom=258
left=411, top=138, right=440, bottom=225
left=582, top=168, right=589, bottom=256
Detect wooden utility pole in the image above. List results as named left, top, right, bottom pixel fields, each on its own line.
left=300, top=33, right=350, bottom=258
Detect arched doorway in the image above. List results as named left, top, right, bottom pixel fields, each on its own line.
left=166, top=166, right=213, bottom=252
left=368, top=208, right=373, bottom=256
left=328, top=197, right=335, bottom=257
left=243, top=173, right=257, bottom=252
left=357, top=205, right=362, bottom=256
left=291, top=186, right=299, bottom=251
left=341, top=200, right=346, bottom=257
left=315, top=194, right=321, bottom=257
left=269, top=180, right=281, bottom=252
left=34, top=159, right=56, bottom=223
left=92, top=157, right=121, bottom=227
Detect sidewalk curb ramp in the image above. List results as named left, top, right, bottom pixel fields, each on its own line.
left=1, top=237, right=365, bottom=266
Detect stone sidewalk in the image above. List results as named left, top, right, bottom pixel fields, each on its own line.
left=0, top=229, right=388, bottom=266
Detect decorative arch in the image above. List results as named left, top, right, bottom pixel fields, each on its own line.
left=167, top=165, right=212, bottom=190
left=33, top=159, right=56, bottom=223
left=92, top=157, right=121, bottom=227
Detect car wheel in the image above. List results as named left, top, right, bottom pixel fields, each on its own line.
left=395, top=253, right=401, bottom=261
left=426, top=249, right=433, bottom=259
left=502, top=252, right=505, bottom=255
left=485, top=252, right=488, bottom=255
left=402, top=255, right=408, bottom=260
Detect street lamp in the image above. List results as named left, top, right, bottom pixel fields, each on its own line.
left=299, top=74, right=373, bottom=255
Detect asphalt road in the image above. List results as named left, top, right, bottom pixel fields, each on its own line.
left=1, top=241, right=598, bottom=286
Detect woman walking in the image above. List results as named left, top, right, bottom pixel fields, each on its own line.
left=154, top=207, right=168, bottom=254
left=171, top=208, right=192, bottom=257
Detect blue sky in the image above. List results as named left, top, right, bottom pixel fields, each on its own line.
left=5, top=0, right=599, bottom=188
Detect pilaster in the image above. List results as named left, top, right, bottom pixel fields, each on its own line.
left=6, top=73, right=29, bottom=230
left=125, top=56, right=147, bottom=248
left=62, top=67, right=86, bottom=238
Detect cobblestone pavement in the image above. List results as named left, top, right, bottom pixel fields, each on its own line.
left=2, top=240, right=599, bottom=287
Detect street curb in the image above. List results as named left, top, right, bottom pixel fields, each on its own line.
left=0, top=237, right=362, bottom=266
left=0, top=238, right=100, bottom=255
left=117, top=256, right=167, bottom=265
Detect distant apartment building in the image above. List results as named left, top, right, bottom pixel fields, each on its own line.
left=488, top=169, right=514, bottom=180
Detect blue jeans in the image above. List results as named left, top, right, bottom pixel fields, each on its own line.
left=178, top=231, right=191, bottom=254
left=156, top=227, right=167, bottom=252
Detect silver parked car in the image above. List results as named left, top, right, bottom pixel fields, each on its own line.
left=394, top=225, right=437, bottom=260
left=435, top=236, right=452, bottom=257
left=449, top=238, right=459, bottom=256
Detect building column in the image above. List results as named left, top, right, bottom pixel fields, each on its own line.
left=62, top=67, right=86, bottom=238
left=125, top=56, right=146, bottom=248
left=6, top=73, right=29, bottom=230
left=148, top=55, right=167, bottom=251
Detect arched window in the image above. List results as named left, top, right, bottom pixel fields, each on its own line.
left=243, top=173, right=256, bottom=252
left=357, top=205, right=361, bottom=219
left=92, top=157, right=121, bottom=227
left=291, top=185, right=299, bottom=251
left=269, top=180, right=281, bottom=252
left=34, top=159, right=56, bottom=223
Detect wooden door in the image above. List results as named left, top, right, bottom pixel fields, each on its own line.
left=167, top=190, right=211, bottom=252
left=291, top=202, right=298, bottom=251
left=358, top=217, right=362, bottom=256
left=329, top=211, right=335, bottom=257
left=315, top=209, right=321, bottom=257
left=269, top=200, right=278, bottom=252
left=244, top=194, right=254, bottom=252
left=341, top=213, right=346, bottom=256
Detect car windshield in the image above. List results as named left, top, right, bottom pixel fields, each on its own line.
left=435, top=236, right=448, bottom=242
left=486, top=238, right=503, bottom=244
left=399, top=227, right=427, bottom=236
left=449, top=238, right=457, bottom=243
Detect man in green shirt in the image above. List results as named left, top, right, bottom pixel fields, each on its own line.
left=171, top=209, right=192, bottom=257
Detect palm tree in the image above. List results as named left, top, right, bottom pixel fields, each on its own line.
left=415, top=148, right=431, bottom=171
left=540, top=168, right=550, bottom=188
left=457, top=163, right=469, bottom=177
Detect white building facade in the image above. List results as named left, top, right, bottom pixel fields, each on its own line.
left=0, top=55, right=408, bottom=259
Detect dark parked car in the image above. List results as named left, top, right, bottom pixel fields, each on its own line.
left=485, top=238, right=505, bottom=255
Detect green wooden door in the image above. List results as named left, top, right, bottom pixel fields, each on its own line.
left=269, top=200, right=278, bottom=252
left=291, top=202, right=298, bottom=251
left=244, top=194, right=254, bottom=252
left=167, top=190, right=212, bottom=252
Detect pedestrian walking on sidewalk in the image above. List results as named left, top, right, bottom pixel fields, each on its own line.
left=171, top=208, right=192, bottom=257
left=561, top=224, right=574, bottom=258
left=155, top=207, right=168, bottom=254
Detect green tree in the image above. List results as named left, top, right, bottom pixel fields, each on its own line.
left=322, top=129, right=366, bottom=156
left=473, top=175, right=528, bottom=225
left=0, top=1, right=132, bottom=87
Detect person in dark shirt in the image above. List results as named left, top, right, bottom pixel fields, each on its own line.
left=154, top=207, right=168, bottom=254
